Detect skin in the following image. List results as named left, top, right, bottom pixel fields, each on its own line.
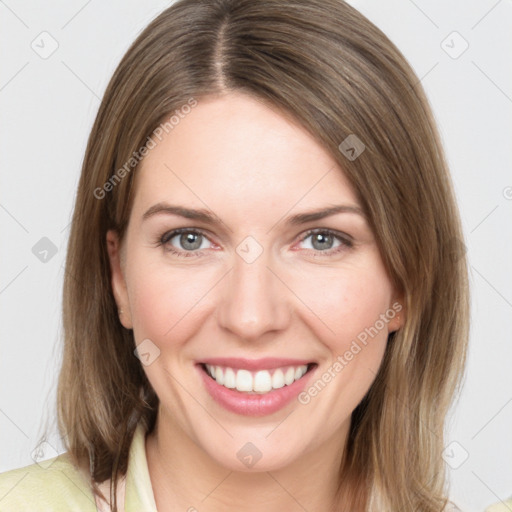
left=106, top=91, right=404, bottom=512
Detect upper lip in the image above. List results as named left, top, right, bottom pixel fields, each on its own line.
left=197, top=357, right=315, bottom=371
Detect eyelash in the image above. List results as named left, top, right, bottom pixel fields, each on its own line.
left=156, top=227, right=353, bottom=258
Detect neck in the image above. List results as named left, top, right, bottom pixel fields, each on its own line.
left=145, top=407, right=351, bottom=512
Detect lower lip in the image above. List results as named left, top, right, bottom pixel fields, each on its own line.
left=197, top=364, right=317, bottom=416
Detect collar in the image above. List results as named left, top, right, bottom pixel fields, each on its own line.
left=124, top=421, right=158, bottom=512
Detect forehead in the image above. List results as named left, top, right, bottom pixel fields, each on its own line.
left=132, top=92, right=359, bottom=223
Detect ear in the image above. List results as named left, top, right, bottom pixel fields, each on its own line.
left=387, top=293, right=406, bottom=334
left=106, top=230, right=133, bottom=329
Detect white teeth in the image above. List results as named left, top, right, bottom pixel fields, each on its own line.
left=272, top=369, right=285, bottom=389
left=254, top=370, right=272, bottom=393
left=236, top=370, right=253, bottom=392
left=224, top=367, right=236, bottom=389
left=294, top=366, right=304, bottom=380
left=204, top=364, right=310, bottom=394
left=214, top=366, right=224, bottom=386
left=284, top=367, right=295, bottom=385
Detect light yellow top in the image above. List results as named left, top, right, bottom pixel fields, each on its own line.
left=0, top=421, right=157, bottom=511
left=485, top=499, right=512, bottom=512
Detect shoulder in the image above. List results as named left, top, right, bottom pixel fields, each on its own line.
left=0, top=452, right=97, bottom=512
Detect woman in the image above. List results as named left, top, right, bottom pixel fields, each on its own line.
left=0, top=0, right=471, bottom=510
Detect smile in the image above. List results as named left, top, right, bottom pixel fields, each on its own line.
left=196, top=359, right=318, bottom=416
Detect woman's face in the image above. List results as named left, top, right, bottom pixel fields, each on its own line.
left=107, top=92, right=402, bottom=471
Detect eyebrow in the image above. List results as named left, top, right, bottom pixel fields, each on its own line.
left=142, top=202, right=365, bottom=226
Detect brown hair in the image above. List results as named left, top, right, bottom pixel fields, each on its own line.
left=57, top=0, right=470, bottom=510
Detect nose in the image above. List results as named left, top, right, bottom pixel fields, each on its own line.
left=216, top=249, right=291, bottom=341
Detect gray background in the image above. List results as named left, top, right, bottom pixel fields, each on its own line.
left=1, top=1, right=511, bottom=511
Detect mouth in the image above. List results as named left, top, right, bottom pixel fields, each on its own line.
left=196, top=358, right=319, bottom=416
left=198, top=362, right=318, bottom=395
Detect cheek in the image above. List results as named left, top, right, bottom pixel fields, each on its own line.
left=293, top=268, right=394, bottom=417
left=291, top=264, right=394, bottom=358
left=126, top=254, right=216, bottom=343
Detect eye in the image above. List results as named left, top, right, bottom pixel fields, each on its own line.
left=156, top=227, right=353, bottom=258
left=297, top=229, right=352, bottom=255
left=159, top=228, right=213, bottom=257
